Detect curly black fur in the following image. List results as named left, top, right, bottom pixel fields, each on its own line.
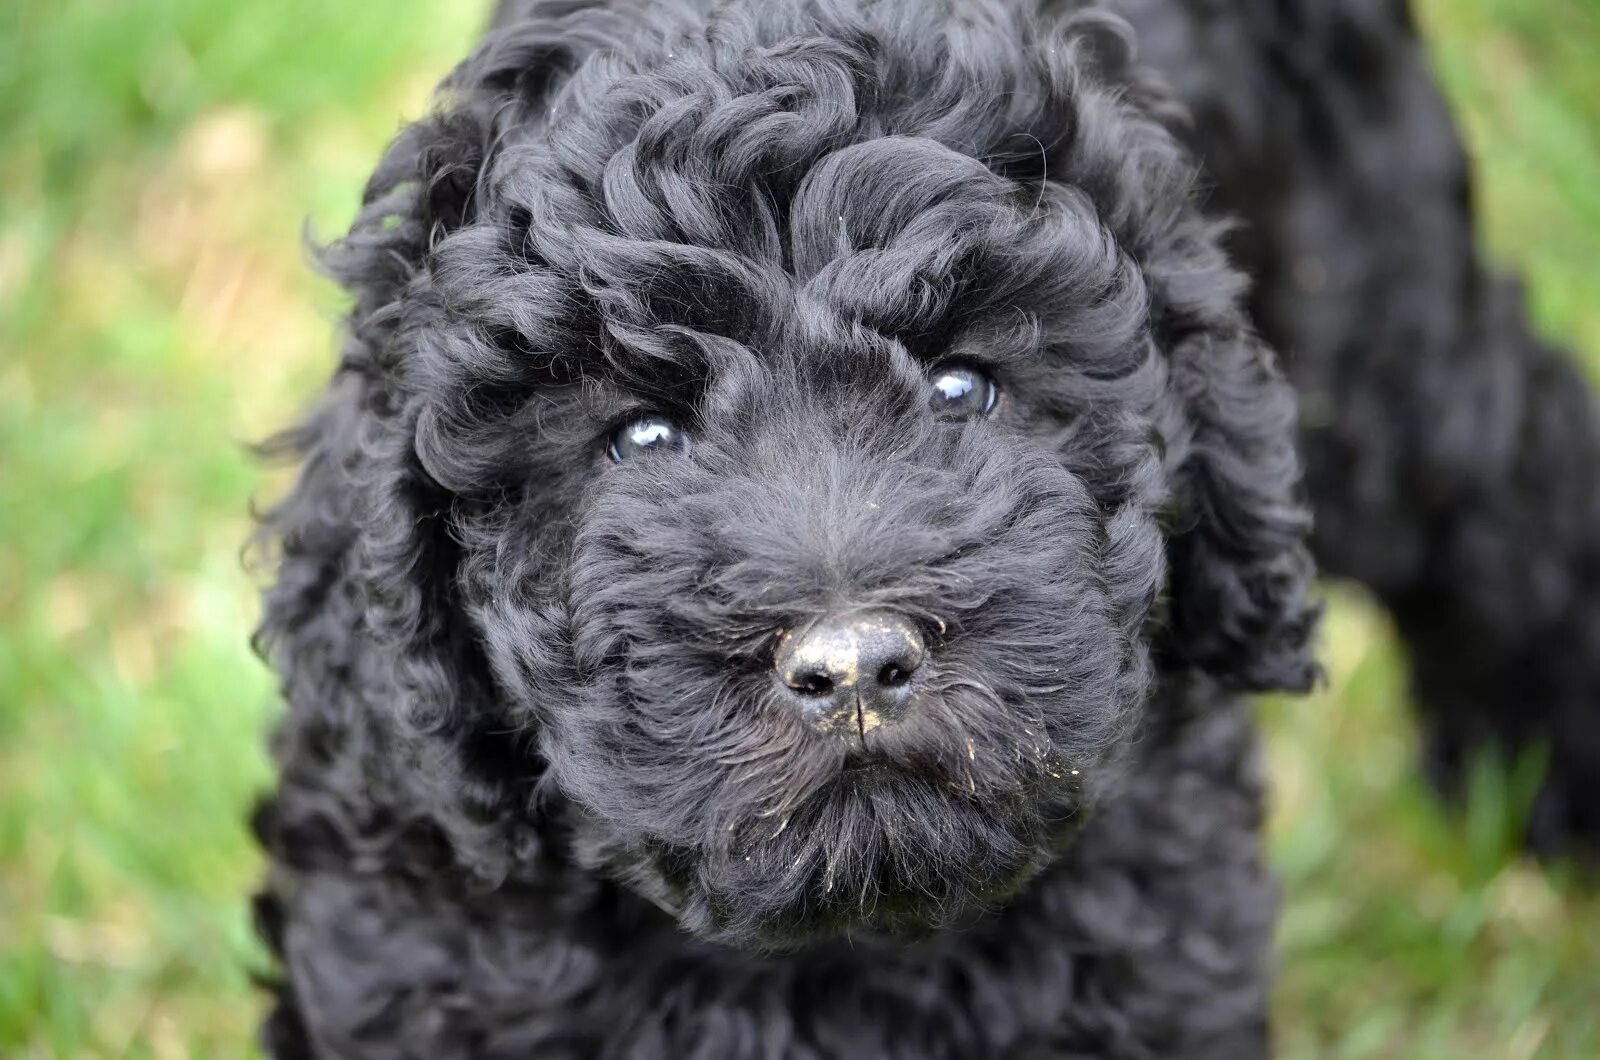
left=251, top=1, right=1597, bottom=1056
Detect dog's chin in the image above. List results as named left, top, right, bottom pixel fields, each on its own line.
left=626, top=764, right=1076, bottom=952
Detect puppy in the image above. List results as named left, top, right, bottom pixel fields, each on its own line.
left=252, top=1, right=1599, bottom=1056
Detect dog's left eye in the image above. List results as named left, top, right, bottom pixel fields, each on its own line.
left=608, top=415, right=689, bottom=462
left=929, top=363, right=999, bottom=417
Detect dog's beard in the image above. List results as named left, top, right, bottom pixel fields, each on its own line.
left=681, top=762, right=1077, bottom=948
left=554, top=676, right=1112, bottom=950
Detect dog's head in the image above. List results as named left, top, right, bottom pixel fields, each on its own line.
left=275, top=0, right=1316, bottom=948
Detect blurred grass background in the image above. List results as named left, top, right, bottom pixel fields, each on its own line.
left=0, top=0, right=1595, bottom=1055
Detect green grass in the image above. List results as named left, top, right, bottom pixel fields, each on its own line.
left=0, top=1, right=1596, bottom=1056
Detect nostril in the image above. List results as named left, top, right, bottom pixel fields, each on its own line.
left=878, top=663, right=911, bottom=688
left=793, top=672, right=835, bottom=697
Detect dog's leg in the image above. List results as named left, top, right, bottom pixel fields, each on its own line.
left=1130, top=0, right=1600, bottom=857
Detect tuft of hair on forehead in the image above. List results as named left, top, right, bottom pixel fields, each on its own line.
left=405, top=0, right=1179, bottom=405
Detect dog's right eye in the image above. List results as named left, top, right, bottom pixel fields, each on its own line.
left=929, top=363, right=999, bottom=418
left=608, top=416, right=690, bottom=462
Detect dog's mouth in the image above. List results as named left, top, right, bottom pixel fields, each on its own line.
left=838, top=752, right=890, bottom=775
left=547, top=669, right=1107, bottom=950
left=637, top=743, right=1073, bottom=947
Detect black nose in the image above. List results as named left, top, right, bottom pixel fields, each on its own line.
left=775, top=610, right=926, bottom=741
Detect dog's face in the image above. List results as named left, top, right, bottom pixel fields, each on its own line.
left=500, top=221, right=1159, bottom=943
left=305, top=3, right=1316, bottom=949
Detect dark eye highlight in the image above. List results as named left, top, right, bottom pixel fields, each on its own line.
left=608, top=415, right=690, bottom=462
left=929, top=363, right=999, bottom=418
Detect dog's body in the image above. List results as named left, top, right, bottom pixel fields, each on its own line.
left=253, top=1, right=1600, bottom=1057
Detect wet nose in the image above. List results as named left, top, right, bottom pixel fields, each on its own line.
left=775, top=610, right=926, bottom=740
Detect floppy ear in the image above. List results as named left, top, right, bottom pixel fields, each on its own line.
left=1161, top=322, right=1321, bottom=693
left=255, top=106, right=520, bottom=826
left=1024, top=10, right=1319, bottom=693
left=256, top=23, right=599, bottom=833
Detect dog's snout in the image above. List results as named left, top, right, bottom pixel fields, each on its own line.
left=774, top=611, right=925, bottom=740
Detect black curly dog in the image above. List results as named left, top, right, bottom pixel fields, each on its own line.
left=251, top=0, right=1600, bottom=1055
